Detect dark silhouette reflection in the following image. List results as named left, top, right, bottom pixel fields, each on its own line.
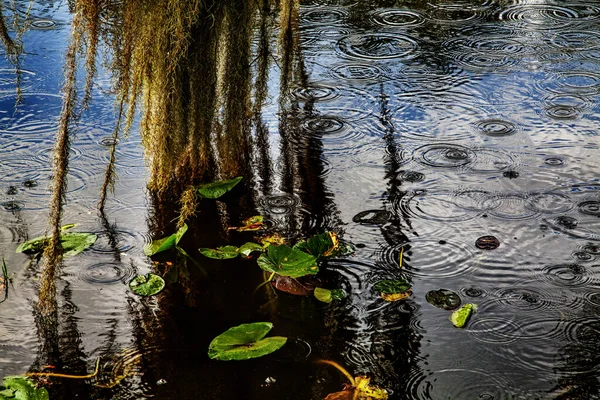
left=32, top=279, right=97, bottom=399
left=550, top=300, right=600, bottom=399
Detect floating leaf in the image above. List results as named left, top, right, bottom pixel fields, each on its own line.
left=373, top=279, right=411, bottom=301
left=257, top=245, right=318, bottom=278
left=259, top=233, right=286, bottom=247
left=450, top=303, right=477, bottom=328
left=314, top=287, right=346, bottom=303
left=426, top=289, right=461, bottom=310
left=271, top=275, right=318, bottom=296
left=129, top=273, right=165, bottom=296
left=380, top=291, right=411, bottom=302
left=16, top=230, right=97, bottom=258
left=199, top=246, right=239, bottom=259
left=319, top=361, right=388, bottom=400
left=238, top=242, right=264, bottom=257
left=232, top=216, right=264, bottom=232
left=144, top=224, right=188, bottom=256
left=294, top=231, right=341, bottom=260
left=0, top=376, right=49, bottom=400
left=196, top=176, right=243, bottom=199
left=208, top=322, right=287, bottom=361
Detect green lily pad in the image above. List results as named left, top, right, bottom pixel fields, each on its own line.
left=450, top=303, right=477, bottom=328
left=238, top=242, right=264, bottom=257
left=16, top=229, right=97, bottom=258
left=374, top=279, right=412, bottom=302
left=374, top=279, right=411, bottom=295
left=314, top=287, right=345, bottom=303
left=426, top=289, right=461, bottom=310
left=144, top=224, right=188, bottom=256
left=257, top=245, right=318, bottom=278
left=208, top=322, right=287, bottom=361
left=293, top=231, right=341, bottom=260
left=199, top=245, right=239, bottom=260
left=0, top=376, right=49, bottom=400
left=196, top=176, right=243, bottom=199
left=129, top=273, right=165, bottom=296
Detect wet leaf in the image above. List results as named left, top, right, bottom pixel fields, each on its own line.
left=426, top=289, right=461, bottom=310
left=380, top=291, right=411, bottom=302
left=450, top=303, right=477, bottom=328
left=324, top=376, right=388, bottom=400
left=238, top=242, right=264, bottom=257
left=235, top=216, right=264, bottom=232
left=143, top=224, right=188, bottom=256
left=314, top=288, right=345, bottom=303
left=294, top=232, right=341, bottom=260
left=196, top=176, right=242, bottom=199
left=129, top=273, right=165, bottom=296
left=208, top=322, right=287, bottom=361
left=16, top=230, right=97, bottom=258
left=373, top=279, right=411, bottom=301
left=259, top=233, right=286, bottom=247
left=271, top=275, right=318, bottom=296
left=257, top=245, right=318, bottom=278
left=0, top=376, right=49, bottom=400
left=198, top=246, right=239, bottom=260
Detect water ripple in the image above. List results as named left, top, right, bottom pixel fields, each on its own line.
left=405, top=368, right=515, bottom=400
left=371, top=9, right=425, bottom=27
left=76, top=261, right=136, bottom=285
left=337, top=33, right=419, bottom=60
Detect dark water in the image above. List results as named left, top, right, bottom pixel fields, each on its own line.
left=1, top=0, right=600, bottom=399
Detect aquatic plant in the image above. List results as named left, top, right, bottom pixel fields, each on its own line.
left=318, top=360, right=388, bottom=400
left=313, top=287, right=345, bottom=304
left=16, top=225, right=97, bottom=258
left=208, top=322, right=287, bottom=361
left=0, top=376, right=49, bottom=400
left=450, top=303, right=477, bottom=328
left=129, top=273, right=166, bottom=297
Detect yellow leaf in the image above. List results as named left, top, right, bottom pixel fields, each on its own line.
left=381, top=290, right=411, bottom=302
left=324, top=232, right=340, bottom=257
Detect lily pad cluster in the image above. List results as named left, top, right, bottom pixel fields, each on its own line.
left=0, top=376, right=48, bottom=400
left=200, top=229, right=349, bottom=303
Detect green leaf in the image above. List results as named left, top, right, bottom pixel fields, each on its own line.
left=238, top=242, right=264, bottom=257
left=426, top=289, right=461, bottom=310
left=61, top=233, right=98, bottom=258
left=314, top=287, right=345, bottom=303
left=257, top=245, right=318, bottom=278
left=199, top=246, right=239, bottom=260
left=0, top=376, right=49, bottom=400
left=373, top=279, right=411, bottom=295
left=330, top=289, right=345, bottom=300
left=196, top=177, right=243, bottom=199
left=16, top=231, right=97, bottom=258
left=129, top=273, right=165, bottom=296
left=208, top=322, right=287, bottom=361
left=450, top=303, right=477, bottom=328
left=314, top=287, right=332, bottom=303
left=144, top=224, right=188, bottom=256
left=293, top=231, right=340, bottom=260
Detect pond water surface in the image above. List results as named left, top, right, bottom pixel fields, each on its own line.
left=1, top=0, right=600, bottom=399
